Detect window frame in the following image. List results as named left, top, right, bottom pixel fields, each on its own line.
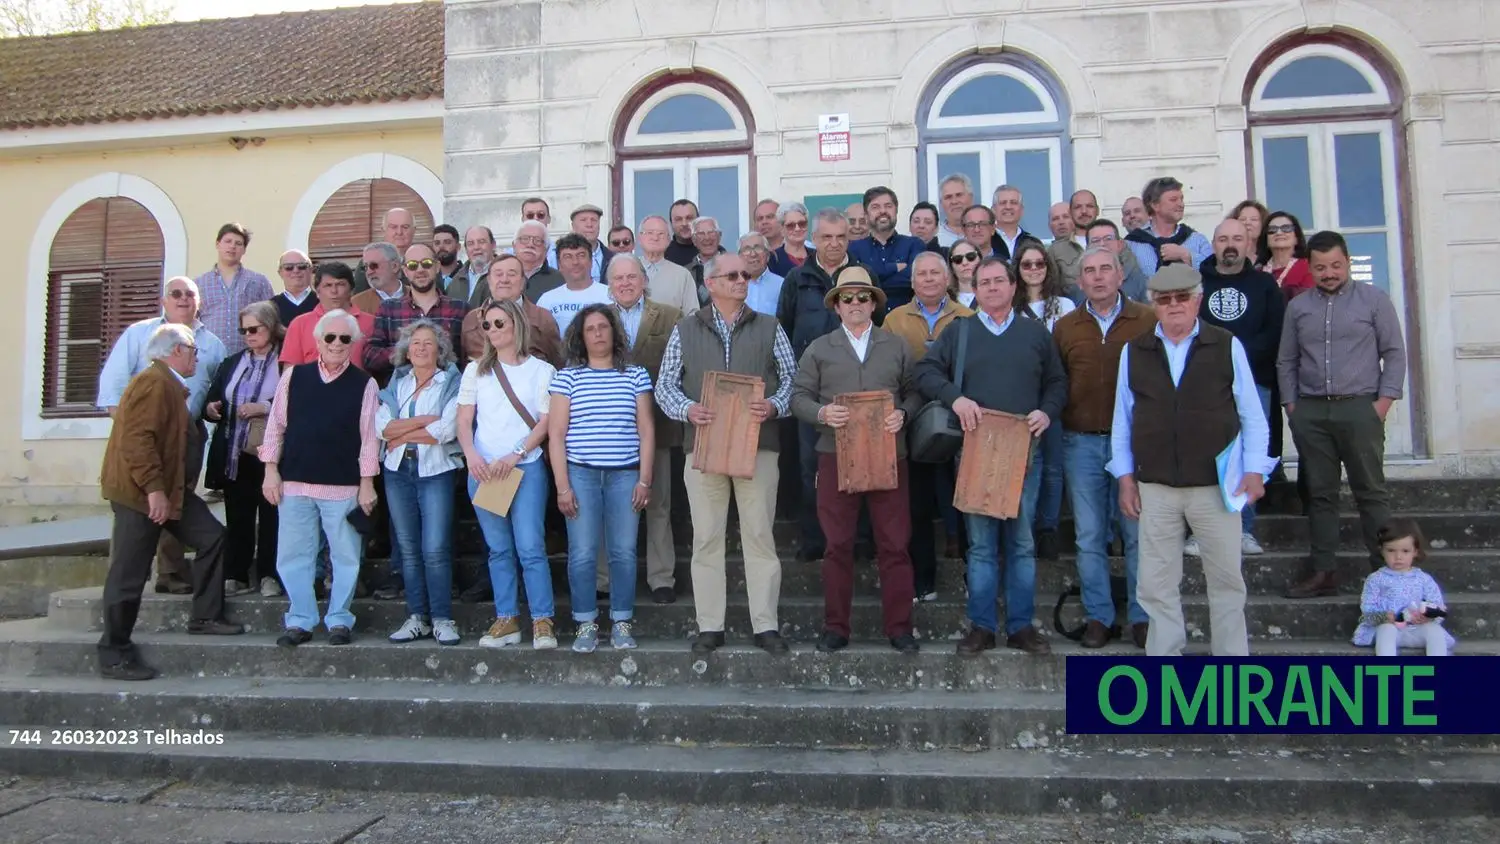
left=1250, top=44, right=1391, bottom=114
left=925, top=62, right=1059, bottom=131
left=622, top=83, right=747, bottom=149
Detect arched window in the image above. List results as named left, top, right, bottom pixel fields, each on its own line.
left=918, top=57, right=1069, bottom=237
left=308, top=178, right=434, bottom=267
left=615, top=77, right=752, bottom=238
left=43, top=197, right=164, bottom=417
left=1247, top=36, right=1411, bottom=454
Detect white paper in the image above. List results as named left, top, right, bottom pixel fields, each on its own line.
left=1216, top=434, right=1248, bottom=513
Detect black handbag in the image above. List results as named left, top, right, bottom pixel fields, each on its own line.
left=908, top=317, right=971, bottom=464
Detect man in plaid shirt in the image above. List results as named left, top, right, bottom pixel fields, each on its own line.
left=363, top=242, right=468, bottom=385
left=196, top=222, right=273, bottom=357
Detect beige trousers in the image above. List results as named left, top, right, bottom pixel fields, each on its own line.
left=596, top=448, right=676, bottom=590
left=1138, top=483, right=1248, bottom=656
left=683, top=449, right=782, bottom=634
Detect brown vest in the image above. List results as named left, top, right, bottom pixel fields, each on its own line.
left=1127, top=324, right=1239, bottom=488
left=676, top=306, right=781, bottom=454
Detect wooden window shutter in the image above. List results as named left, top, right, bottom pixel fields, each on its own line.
left=42, top=197, right=165, bottom=418
left=309, top=178, right=434, bottom=267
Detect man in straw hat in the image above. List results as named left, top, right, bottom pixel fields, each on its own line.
left=1108, top=263, right=1275, bottom=657
left=791, top=267, right=926, bottom=653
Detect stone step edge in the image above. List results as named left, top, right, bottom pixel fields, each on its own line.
left=1, top=736, right=1496, bottom=817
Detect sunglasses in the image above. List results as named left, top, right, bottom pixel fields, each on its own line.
left=181, top=344, right=199, bottom=356
left=784, top=220, right=808, bottom=230
left=1152, top=291, right=1196, bottom=306
left=837, top=292, right=874, bottom=305
left=1019, top=261, right=1047, bottom=271
left=167, top=289, right=197, bottom=300
left=280, top=262, right=311, bottom=272
left=1265, top=223, right=1296, bottom=234
left=238, top=325, right=264, bottom=336
left=365, top=262, right=382, bottom=270
left=523, top=212, right=548, bottom=221
left=713, top=271, right=752, bottom=281
left=950, top=252, right=979, bottom=265
left=481, top=319, right=509, bottom=331
left=405, top=259, right=436, bottom=271
left=609, top=240, right=633, bottom=249
left=322, top=333, right=353, bottom=345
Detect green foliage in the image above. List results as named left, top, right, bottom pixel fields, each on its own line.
left=1, top=0, right=174, bottom=38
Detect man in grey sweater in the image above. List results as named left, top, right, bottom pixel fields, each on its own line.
left=914, top=257, right=1068, bottom=655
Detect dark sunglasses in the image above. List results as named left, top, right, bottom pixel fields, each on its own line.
left=837, top=292, right=874, bottom=305
left=1019, top=260, right=1048, bottom=271
left=950, top=252, right=979, bottom=265
left=481, top=319, right=509, bottom=331
left=365, top=261, right=382, bottom=270
left=784, top=220, right=808, bottom=230
left=322, top=333, right=353, bottom=345
left=1265, top=223, right=1296, bottom=234
left=238, top=325, right=264, bottom=336
left=609, top=239, right=633, bottom=249
left=167, top=289, right=197, bottom=300
left=405, top=259, right=436, bottom=271
left=280, top=262, right=311, bottom=272
left=713, top=271, right=752, bottom=281
left=523, top=211, right=548, bottom=221
left=1152, top=291, right=1195, bottom=306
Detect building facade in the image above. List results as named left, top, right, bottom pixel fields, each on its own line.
left=443, top=0, right=1500, bottom=477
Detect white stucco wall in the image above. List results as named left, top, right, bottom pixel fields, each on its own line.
left=443, top=0, right=1500, bottom=476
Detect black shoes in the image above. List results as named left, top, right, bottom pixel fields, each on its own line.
left=691, top=631, right=725, bottom=656
left=652, top=586, right=676, bottom=605
left=153, top=580, right=192, bottom=595
left=956, top=628, right=998, bottom=657
left=187, top=618, right=246, bottom=636
left=1035, top=529, right=1060, bottom=561
left=99, top=660, right=157, bottom=681
left=371, top=586, right=402, bottom=601
left=795, top=545, right=824, bottom=563
left=816, top=631, right=850, bottom=653
left=276, top=627, right=312, bottom=649
left=890, top=634, right=920, bottom=653
left=328, top=626, right=353, bottom=646
left=753, top=631, right=789, bottom=655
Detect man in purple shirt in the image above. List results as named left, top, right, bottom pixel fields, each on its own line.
left=195, top=223, right=273, bottom=357
left=847, top=186, right=925, bottom=313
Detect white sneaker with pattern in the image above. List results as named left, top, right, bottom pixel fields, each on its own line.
left=388, top=614, right=432, bottom=643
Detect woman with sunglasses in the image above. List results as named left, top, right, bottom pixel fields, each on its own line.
left=768, top=202, right=811, bottom=277
left=548, top=304, right=655, bottom=653
left=378, top=320, right=465, bottom=646
left=458, top=298, right=559, bottom=650
left=1012, top=243, right=1075, bottom=561
left=947, top=238, right=983, bottom=307
left=1256, top=211, right=1315, bottom=301
left=204, top=301, right=285, bottom=598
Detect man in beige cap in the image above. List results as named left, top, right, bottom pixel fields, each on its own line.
left=1107, top=263, right=1276, bottom=657
left=547, top=203, right=608, bottom=282
left=791, top=267, right=925, bottom=653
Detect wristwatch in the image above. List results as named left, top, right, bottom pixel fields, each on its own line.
left=512, top=444, right=528, bottom=457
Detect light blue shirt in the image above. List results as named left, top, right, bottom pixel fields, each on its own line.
left=916, top=298, right=945, bottom=333
left=745, top=269, right=785, bottom=317
left=977, top=308, right=1017, bottom=337
left=613, top=297, right=645, bottom=348
left=1125, top=224, right=1214, bottom=276
left=96, top=316, right=227, bottom=418
left=1086, top=293, right=1125, bottom=336
left=1107, top=321, right=1275, bottom=480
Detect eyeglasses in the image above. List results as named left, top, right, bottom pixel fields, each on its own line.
left=404, top=259, right=436, bottom=271
left=693, top=230, right=720, bottom=238
left=238, top=325, right=264, bottom=336
left=837, top=292, right=874, bottom=305
left=961, top=220, right=990, bottom=229
left=609, top=240, right=634, bottom=249
left=515, top=236, right=545, bottom=247
left=1090, top=234, right=1120, bottom=243
left=1151, top=291, right=1196, bottom=306
left=1019, top=261, right=1047, bottom=271
left=180, top=344, right=199, bottom=356
left=280, top=262, right=311, bottom=272
left=713, top=271, right=752, bottom=281
left=950, top=252, right=979, bottom=265
left=481, top=320, right=508, bottom=331
left=365, top=262, right=382, bottom=271
left=322, top=333, right=353, bottom=345
left=784, top=220, right=808, bottom=231
left=739, top=245, right=768, bottom=255
left=1265, top=223, right=1296, bottom=234
left=167, top=289, right=197, bottom=300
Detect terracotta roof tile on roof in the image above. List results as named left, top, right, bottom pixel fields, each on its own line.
left=0, top=1, right=444, bottom=130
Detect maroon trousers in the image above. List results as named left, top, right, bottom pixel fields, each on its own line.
left=816, top=452, right=914, bottom=638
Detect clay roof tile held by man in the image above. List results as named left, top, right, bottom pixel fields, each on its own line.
left=0, top=1, right=444, bottom=130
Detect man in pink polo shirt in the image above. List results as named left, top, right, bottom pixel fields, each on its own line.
left=282, top=263, right=375, bottom=369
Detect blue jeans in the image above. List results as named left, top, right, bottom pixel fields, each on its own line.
left=565, top=464, right=640, bottom=624
left=384, top=459, right=456, bottom=621
left=276, top=494, right=362, bottom=632
left=1063, top=432, right=1147, bottom=627
left=964, top=449, right=1043, bottom=635
left=469, top=464, right=552, bottom=620
left=1242, top=385, right=1274, bottom=535
left=1035, top=422, right=1064, bottom=532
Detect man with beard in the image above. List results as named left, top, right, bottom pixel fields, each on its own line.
left=1196, top=218, right=1284, bottom=557
left=665, top=199, right=701, bottom=266
left=844, top=203, right=870, bottom=241
left=432, top=224, right=464, bottom=292
left=364, top=243, right=469, bottom=384
left=848, top=186, right=924, bottom=313
left=446, top=226, right=496, bottom=304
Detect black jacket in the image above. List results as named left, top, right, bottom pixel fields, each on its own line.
left=202, top=348, right=279, bottom=489
left=776, top=259, right=877, bottom=359
left=1196, top=257, right=1285, bottom=387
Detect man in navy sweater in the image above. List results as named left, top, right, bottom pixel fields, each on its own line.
left=914, top=257, right=1068, bottom=656
left=1198, top=218, right=1284, bottom=555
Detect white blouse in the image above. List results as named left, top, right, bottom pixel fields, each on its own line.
left=374, top=368, right=463, bottom=476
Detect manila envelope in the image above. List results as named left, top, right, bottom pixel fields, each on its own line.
left=472, top=467, right=524, bottom=517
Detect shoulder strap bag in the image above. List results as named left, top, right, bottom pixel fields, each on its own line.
left=907, top=317, right=971, bottom=464
left=493, top=364, right=538, bottom=429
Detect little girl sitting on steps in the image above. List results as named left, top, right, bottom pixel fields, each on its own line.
left=1351, top=517, right=1454, bottom=656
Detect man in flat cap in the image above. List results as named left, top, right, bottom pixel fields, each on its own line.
left=547, top=203, right=609, bottom=282
left=1107, top=263, right=1276, bottom=657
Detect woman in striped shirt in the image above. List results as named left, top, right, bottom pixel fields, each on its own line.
left=547, top=304, right=655, bottom=654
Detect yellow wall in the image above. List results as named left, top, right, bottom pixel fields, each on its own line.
left=0, top=127, right=442, bottom=507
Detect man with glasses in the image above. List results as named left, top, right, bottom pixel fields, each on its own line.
left=98, top=277, right=228, bottom=596
left=364, top=243, right=468, bottom=383
left=355, top=208, right=415, bottom=293
left=738, top=233, right=784, bottom=316
left=1109, top=264, right=1273, bottom=657
left=273, top=250, right=318, bottom=329
left=352, top=242, right=406, bottom=317
left=637, top=215, right=699, bottom=315
left=512, top=221, right=564, bottom=304
left=196, top=222, right=273, bottom=357
left=606, top=225, right=636, bottom=257
left=960, top=205, right=1000, bottom=259
left=98, top=322, right=245, bottom=680
left=1085, top=219, right=1149, bottom=303
left=657, top=251, right=798, bottom=657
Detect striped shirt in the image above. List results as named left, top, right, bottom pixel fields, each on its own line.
left=549, top=365, right=653, bottom=467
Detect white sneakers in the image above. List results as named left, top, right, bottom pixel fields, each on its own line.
left=388, top=614, right=433, bottom=643
left=433, top=619, right=461, bottom=646
left=1242, top=533, right=1265, bottom=556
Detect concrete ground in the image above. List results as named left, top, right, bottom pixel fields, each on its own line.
left=0, top=775, right=1496, bottom=843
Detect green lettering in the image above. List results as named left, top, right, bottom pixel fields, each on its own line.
left=1365, top=665, right=1401, bottom=726
left=1402, top=665, right=1437, bottom=727
left=1237, top=665, right=1276, bottom=726
left=1277, top=665, right=1319, bottom=726
left=1222, top=663, right=1234, bottom=725
left=1320, top=665, right=1363, bottom=726
left=1163, top=666, right=1216, bottom=726
left=1098, top=666, right=1148, bottom=726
